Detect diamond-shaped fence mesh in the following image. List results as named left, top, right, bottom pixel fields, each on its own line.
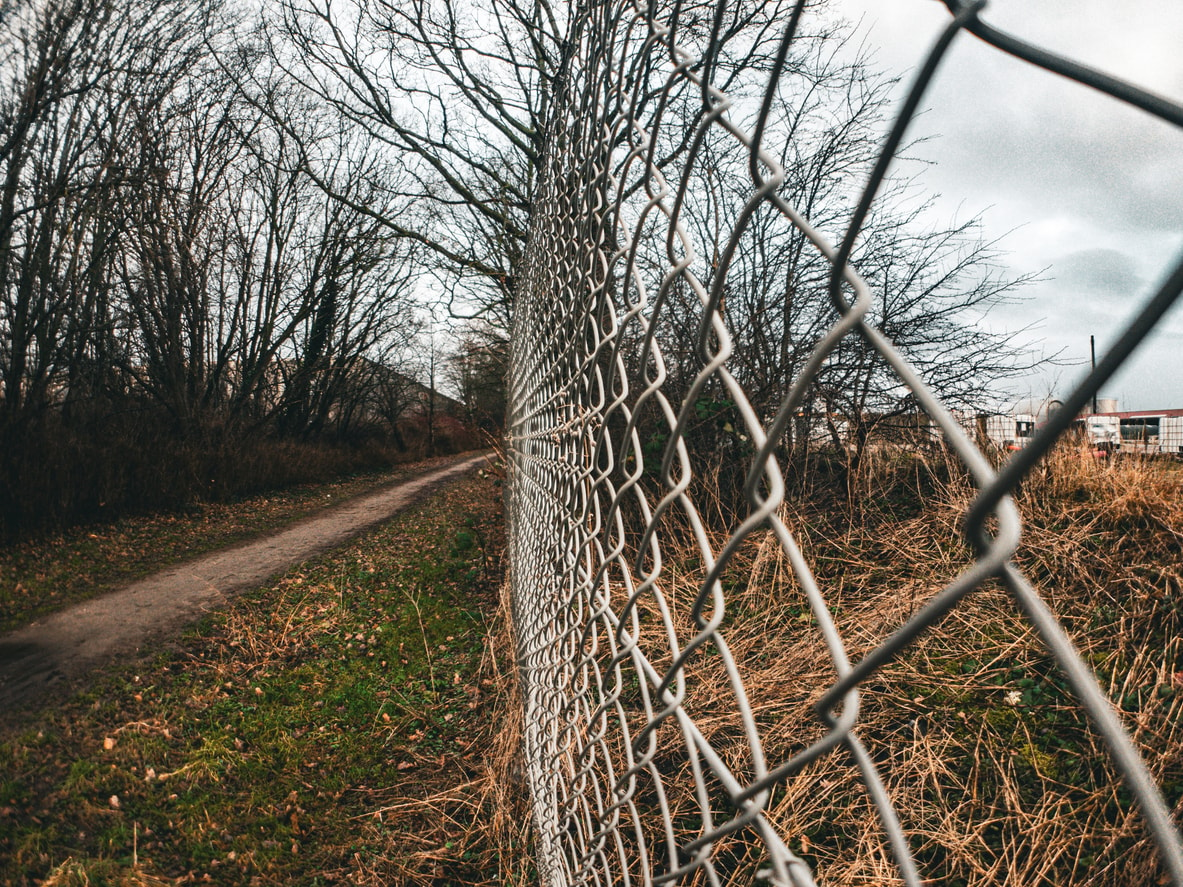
left=505, top=1, right=1183, bottom=884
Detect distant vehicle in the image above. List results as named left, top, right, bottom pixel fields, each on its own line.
left=1084, top=414, right=1120, bottom=453
left=1082, top=409, right=1183, bottom=456
left=978, top=413, right=1037, bottom=451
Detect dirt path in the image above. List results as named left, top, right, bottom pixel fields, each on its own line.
left=0, top=452, right=491, bottom=711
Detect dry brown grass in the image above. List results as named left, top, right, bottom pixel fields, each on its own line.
left=38, top=857, right=174, bottom=887
left=526, top=446, right=1182, bottom=885
left=751, top=448, right=1182, bottom=885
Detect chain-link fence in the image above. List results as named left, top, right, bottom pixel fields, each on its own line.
left=506, top=1, right=1183, bottom=884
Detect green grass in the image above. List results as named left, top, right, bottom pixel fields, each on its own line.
left=0, top=454, right=478, bottom=636
left=0, top=471, right=531, bottom=886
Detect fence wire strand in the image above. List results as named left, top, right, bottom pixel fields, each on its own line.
left=506, top=1, right=1183, bottom=884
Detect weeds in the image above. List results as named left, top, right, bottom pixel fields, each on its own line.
left=760, top=448, right=1182, bottom=885
left=570, top=444, right=1182, bottom=885
left=0, top=472, right=531, bottom=886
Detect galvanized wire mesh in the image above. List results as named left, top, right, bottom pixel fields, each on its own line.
left=506, top=1, right=1183, bottom=884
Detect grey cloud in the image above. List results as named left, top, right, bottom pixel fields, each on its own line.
left=1052, top=247, right=1145, bottom=295
left=915, top=49, right=1183, bottom=241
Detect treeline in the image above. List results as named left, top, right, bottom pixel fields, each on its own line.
left=0, top=0, right=490, bottom=536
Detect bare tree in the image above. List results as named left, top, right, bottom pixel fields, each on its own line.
left=0, top=0, right=432, bottom=532
left=447, top=320, right=508, bottom=432
left=272, top=0, right=799, bottom=327
left=637, top=17, right=1040, bottom=487
left=0, top=0, right=216, bottom=431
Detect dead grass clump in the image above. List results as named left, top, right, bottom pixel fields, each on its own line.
left=38, top=856, right=174, bottom=886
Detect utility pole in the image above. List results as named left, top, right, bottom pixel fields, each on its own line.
left=1090, top=335, right=1098, bottom=414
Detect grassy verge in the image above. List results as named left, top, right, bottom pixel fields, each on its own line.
left=0, top=454, right=480, bottom=636
left=0, top=471, right=531, bottom=886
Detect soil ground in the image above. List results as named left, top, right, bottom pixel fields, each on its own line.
left=0, top=452, right=491, bottom=712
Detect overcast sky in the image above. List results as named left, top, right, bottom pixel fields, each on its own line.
left=826, top=0, right=1183, bottom=411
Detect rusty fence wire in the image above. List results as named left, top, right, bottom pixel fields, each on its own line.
left=505, top=1, right=1183, bottom=884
